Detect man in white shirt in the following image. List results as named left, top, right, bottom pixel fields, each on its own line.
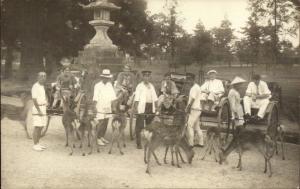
left=185, top=74, right=204, bottom=148
left=31, top=72, right=48, bottom=151
left=200, top=70, right=225, bottom=111
left=134, top=70, right=158, bottom=149
left=244, top=74, right=271, bottom=121
left=93, top=69, right=117, bottom=146
left=228, top=77, right=246, bottom=126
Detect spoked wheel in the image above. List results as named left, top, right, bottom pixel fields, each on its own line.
left=41, top=115, right=51, bottom=137
left=217, top=100, right=231, bottom=143
left=267, top=103, right=279, bottom=139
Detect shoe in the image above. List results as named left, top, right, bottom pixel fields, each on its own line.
left=137, top=144, right=143, bottom=149
left=32, top=145, right=43, bottom=151
left=101, top=137, right=109, bottom=144
left=254, top=115, right=263, bottom=122
left=97, top=139, right=106, bottom=146
left=244, top=114, right=251, bottom=120
left=193, top=144, right=204, bottom=148
left=38, top=144, right=46, bottom=149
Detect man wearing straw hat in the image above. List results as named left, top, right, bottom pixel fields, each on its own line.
left=31, top=72, right=48, bottom=151
left=133, top=70, right=158, bottom=149
left=200, top=70, right=224, bottom=111
left=228, top=76, right=247, bottom=126
left=93, top=69, right=117, bottom=146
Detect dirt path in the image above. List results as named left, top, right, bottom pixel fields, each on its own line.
left=1, top=116, right=299, bottom=189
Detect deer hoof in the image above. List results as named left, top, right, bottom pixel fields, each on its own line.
left=146, top=170, right=151, bottom=175
left=171, top=162, right=175, bottom=166
left=164, top=160, right=167, bottom=164
left=82, top=153, right=86, bottom=156
left=88, top=152, right=92, bottom=155
left=268, top=173, right=272, bottom=177
left=177, top=165, right=182, bottom=168
left=69, top=152, right=73, bottom=156
left=79, top=144, right=82, bottom=148
left=108, top=151, right=112, bottom=154
left=123, top=144, right=126, bottom=148
left=120, top=152, right=124, bottom=155
left=73, top=144, right=76, bottom=148
left=97, top=149, right=100, bottom=153
left=65, top=143, right=68, bottom=147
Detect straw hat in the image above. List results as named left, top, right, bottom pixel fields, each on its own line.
left=100, top=69, right=113, bottom=78
left=207, top=70, right=217, bottom=75
left=230, top=76, right=246, bottom=85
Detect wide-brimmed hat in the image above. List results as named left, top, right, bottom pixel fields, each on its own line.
left=123, top=64, right=131, bottom=72
left=100, top=69, right=113, bottom=78
left=230, top=76, right=246, bottom=85
left=207, top=70, right=217, bottom=75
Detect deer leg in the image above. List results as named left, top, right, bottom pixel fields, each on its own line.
left=122, top=129, right=126, bottom=148
left=264, top=157, right=267, bottom=173
left=151, top=151, right=161, bottom=166
left=146, top=148, right=152, bottom=174
left=68, top=127, right=74, bottom=156
left=267, top=158, right=272, bottom=177
left=64, top=126, right=69, bottom=147
left=144, top=142, right=148, bottom=164
left=171, top=146, right=175, bottom=166
left=175, top=146, right=181, bottom=168
left=164, top=146, right=169, bottom=164
left=201, top=137, right=212, bottom=160
left=212, top=141, right=219, bottom=162
left=178, top=148, right=186, bottom=163
left=281, top=138, right=285, bottom=160
left=237, top=146, right=242, bottom=171
left=109, top=129, right=115, bottom=154
left=117, top=133, right=124, bottom=155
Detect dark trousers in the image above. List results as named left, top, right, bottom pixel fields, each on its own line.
left=135, top=103, right=155, bottom=146
left=97, top=118, right=109, bottom=139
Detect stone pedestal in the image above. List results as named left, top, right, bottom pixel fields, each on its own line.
left=76, top=0, right=122, bottom=74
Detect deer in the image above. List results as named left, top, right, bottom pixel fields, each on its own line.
left=219, top=126, right=276, bottom=177
left=143, top=109, right=195, bottom=175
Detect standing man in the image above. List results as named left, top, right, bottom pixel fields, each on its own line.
left=115, top=64, right=136, bottom=95
left=134, top=70, right=158, bottom=149
left=243, top=74, right=271, bottom=122
left=32, top=72, right=48, bottom=151
left=200, top=70, right=224, bottom=111
left=228, top=77, right=247, bottom=126
left=93, top=69, right=117, bottom=146
left=185, top=74, right=204, bottom=148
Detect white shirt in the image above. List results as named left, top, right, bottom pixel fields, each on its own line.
left=246, top=81, right=271, bottom=98
left=200, top=79, right=224, bottom=94
left=93, top=81, right=117, bottom=115
left=188, top=83, right=201, bottom=110
left=228, top=88, right=241, bottom=114
left=31, top=82, right=47, bottom=114
left=134, top=82, right=158, bottom=114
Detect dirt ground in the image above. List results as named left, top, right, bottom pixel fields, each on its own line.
left=1, top=116, right=299, bottom=189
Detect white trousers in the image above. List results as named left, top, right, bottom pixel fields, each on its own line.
left=200, top=92, right=222, bottom=104
left=231, top=104, right=244, bottom=126
left=243, top=96, right=269, bottom=118
left=187, top=110, right=204, bottom=146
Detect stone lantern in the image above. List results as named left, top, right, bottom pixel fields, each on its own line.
left=76, top=0, right=122, bottom=73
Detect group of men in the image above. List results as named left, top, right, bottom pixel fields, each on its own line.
left=30, top=65, right=272, bottom=151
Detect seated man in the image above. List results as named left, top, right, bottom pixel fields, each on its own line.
left=200, top=70, right=225, bottom=111
left=157, top=72, right=179, bottom=114
left=243, top=74, right=271, bottom=122
left=54, top=66, right=76, bottom=108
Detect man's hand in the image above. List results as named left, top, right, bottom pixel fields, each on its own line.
left=185, top=104, right=191, bottom=114
left=202, top=89, right=209, bottom=94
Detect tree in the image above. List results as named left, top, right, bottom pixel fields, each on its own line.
left=108, top=0, right=153, bottom=62
left=1, top=0, right=95, bottom=79
left=190, top=21, right=213, bottom=71
left=211, top=18, right=235, bottom=66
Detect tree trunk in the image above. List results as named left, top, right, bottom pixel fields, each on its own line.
left=4, top=45, right=13, bottom=79
left=45, top=53, right=58, bottom=76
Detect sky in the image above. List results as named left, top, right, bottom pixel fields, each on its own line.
left=146, top=0, right=299, bottom=47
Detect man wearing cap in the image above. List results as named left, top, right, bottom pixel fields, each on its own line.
left=115, top=64, right=136, bottom=95
left=244, top=74, right=271, bottom=122
left=228, top=76, right=247, bottom=126
left=93, top=69, right=117, bottom=146
left=133, top=70, right=158, bottom=149
left=200, top=70, right=224, bottom=111
left=32, top=72, right=48, bottom=151
left=157, top=72, right=179, bottom=114
left=185, top=74, right=204, bottom=148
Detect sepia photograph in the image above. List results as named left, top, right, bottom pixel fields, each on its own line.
left=1, top=0, right=300, bottom=188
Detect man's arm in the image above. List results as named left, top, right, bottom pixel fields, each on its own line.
left=256, top=82, right=271, bottom=99
left=32, top=98, right=43, bottom=115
